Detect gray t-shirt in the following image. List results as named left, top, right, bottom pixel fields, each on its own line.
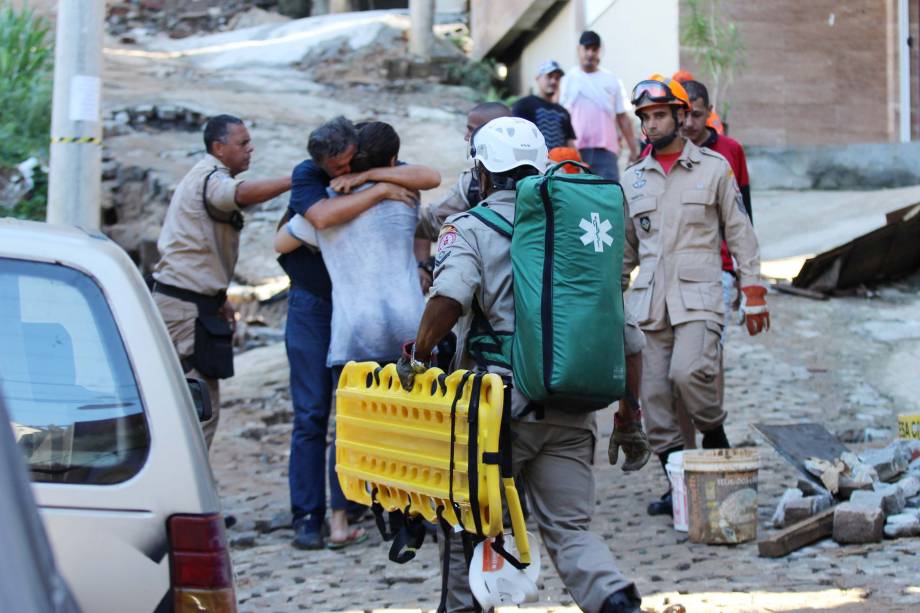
left=313, top=182, right=425, bottom=367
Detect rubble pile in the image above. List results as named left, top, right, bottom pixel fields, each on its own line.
left=107, top=0, right=285, bottom=40
left=100, top=155, right=170, bottom=274
left=765, top=439, right=920, bottom=553
left=104, top=104, right=208, bottom=138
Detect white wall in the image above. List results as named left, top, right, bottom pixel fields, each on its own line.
left=515, top=2, right=578, bottom=96
left=590, top=0, right=679, bottom=98
left=514, top=0, right=679, bottom=99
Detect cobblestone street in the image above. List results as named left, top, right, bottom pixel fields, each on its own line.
left=212, top=281, right=920, bottom=612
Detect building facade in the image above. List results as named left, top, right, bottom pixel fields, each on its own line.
left=472, top=0, right=920, bottom=147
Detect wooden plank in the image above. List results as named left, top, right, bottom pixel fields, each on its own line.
left=757, top=507, right=836, bottom=558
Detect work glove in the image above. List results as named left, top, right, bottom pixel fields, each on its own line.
left=396, top=341, right=429, bottom=391
left=609, top=404, right=651, bottom=471
left=739, top=285, right=770, bottom=336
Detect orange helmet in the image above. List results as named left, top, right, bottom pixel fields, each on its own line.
left=547, top=147, right=584, bottom=174
left=631, top=74, right=690, bottom=115
left=672, top=69, right=695, bottom=84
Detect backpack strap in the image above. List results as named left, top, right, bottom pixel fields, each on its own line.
left=466, top=172, right=483, bottom=207
left=467, top=205, right=513, bottom=238
left=467, top=299, right=512, bottom=371
left=202, top=167, right=245, bottom=231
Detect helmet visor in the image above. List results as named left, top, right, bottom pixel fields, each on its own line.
left=631, top=80, right=675, bottom=107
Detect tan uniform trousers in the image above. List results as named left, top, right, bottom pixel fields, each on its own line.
left=442, top=420, right=634, bottom=613
left=153, top=292, right=221, bottom=448
left=643, top=320, right=726, bottom=455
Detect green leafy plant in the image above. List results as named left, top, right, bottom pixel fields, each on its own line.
left=443, top=56, right=498, bottom=93
left=0, top=0, right=53, bottom=219
left=682, top=0, right=745, bottom=122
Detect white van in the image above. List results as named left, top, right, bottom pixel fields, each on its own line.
left=0, top=219, right=237, bottom=613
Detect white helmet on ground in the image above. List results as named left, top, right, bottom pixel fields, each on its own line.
left=471, top=117, right=548, bottom=174
left=468, top=532, right=541, bottom=609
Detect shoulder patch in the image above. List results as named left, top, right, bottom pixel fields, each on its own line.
left=437, top=224, right=458, bottom=254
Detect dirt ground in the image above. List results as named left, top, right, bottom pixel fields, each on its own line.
left=100, top=37, right=920, bottom=613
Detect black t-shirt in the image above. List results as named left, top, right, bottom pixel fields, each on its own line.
left=512, top=95, right=577, bottom=149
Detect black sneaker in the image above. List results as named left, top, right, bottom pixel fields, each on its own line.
left=292, top=519, right=324, bottom=550
left=647, top=491, right=673, bottom=517
left=601, top=584, right=642, bottom=613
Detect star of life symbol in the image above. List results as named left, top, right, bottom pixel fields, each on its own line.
left=579, top=212, right=614, bottom=253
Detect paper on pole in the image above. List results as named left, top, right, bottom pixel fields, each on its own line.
left=68, top=75, right=101, bottom=122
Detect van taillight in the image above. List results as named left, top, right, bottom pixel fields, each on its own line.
left=168, top=514, right=237, bottom=612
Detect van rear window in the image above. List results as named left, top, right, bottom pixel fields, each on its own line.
left=0, top=258, right=149, bottom=484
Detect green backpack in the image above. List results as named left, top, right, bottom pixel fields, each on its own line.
left=467, top=161, right=627, bottom=412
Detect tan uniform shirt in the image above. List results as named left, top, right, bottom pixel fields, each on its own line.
left=416, top=170, right=475, bottom=241
left=153, top=154, right=244, bottom=295
left=621, top=140, right=761, bottom=330
left=430, top=188, right=597, bottom=432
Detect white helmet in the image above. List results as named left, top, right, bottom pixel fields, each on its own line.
left=468, top=532, right=541, bottom=609
left=471, top=117, right=548, bottom=174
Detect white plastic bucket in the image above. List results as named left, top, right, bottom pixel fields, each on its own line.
left=666, top=451, right=689, bottom=532
left=683, top=449, right=760, bottom=544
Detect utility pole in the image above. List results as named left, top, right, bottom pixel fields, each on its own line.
left=47, top=0, right=105, bottom=229
left=409, top=0, right=434, bottom=60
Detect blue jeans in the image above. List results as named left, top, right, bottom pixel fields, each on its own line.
left=286, top=287, right=348, bottom=532
left=579, top=147, right=619, bottom=182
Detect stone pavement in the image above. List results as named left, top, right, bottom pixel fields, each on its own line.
left=210, top=278, right=920, bottom=612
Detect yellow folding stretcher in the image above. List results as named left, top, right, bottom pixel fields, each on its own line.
left=334, top=361, right=531, bottom=566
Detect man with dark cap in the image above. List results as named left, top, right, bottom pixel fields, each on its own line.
left=512, top=60, right=577, bottom=149
left=559, top=31, right=638, bottom=181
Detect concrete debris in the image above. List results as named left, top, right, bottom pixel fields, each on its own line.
left=0, top=157, right=41, bottom=210
left=848, top=490, right=884, bottom=512
left=771, top=489, right=803, bottom=529
left=804, top=457, right=842, bottom=494
left=804, top=452, right=876, bottom=496
left=883, top=513, right=920, bottom=539
left=906, top=440, right=920, bottom=458
left=859, top=442, right=911, bottom=482
left=228, top=7, right=291, bottom=30
left=836, top=427, right=895, bottom=444
left=254, top=511, right=293, bottom=534
left=797, top=478, right=829, bottom=497
left=870, top=483, right=907, bottom=516
left=833, top=502, right=885, bottom=544
left=784, top=495, right=834, bottom=527
left=909, top=457, right=920, bottom=475
left=104, top=104, right=208, bottom=137
left=230, top=532, right=259, bottom=549
left=896, top=475, right=920, bottom=499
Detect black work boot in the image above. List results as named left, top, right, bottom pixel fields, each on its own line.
left=647, top=446, right=682, bottom=517
left=601, top=584, right=642, bottom=613
left=701, top=424, right=730, bottom=449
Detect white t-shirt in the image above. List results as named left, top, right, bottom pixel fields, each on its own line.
left=288, top=182, right=424, bottom=367
left=559, top=67, right=629, bottom=152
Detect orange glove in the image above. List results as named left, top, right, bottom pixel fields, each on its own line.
left=740, top=285, right=770, bottom=336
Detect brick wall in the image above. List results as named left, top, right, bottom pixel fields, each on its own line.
left=679, top=0, right=919, bottom=147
